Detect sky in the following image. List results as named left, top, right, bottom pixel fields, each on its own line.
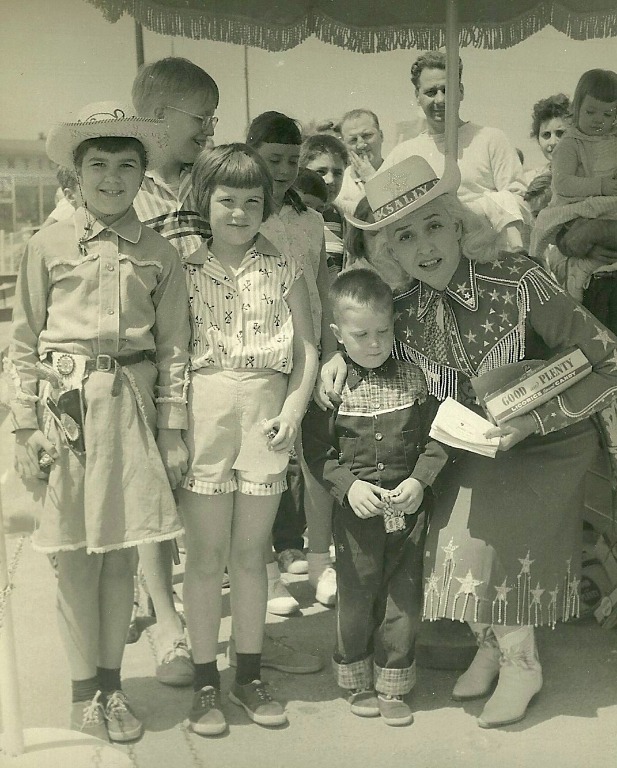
left=2, top=0, right=617, bottom=172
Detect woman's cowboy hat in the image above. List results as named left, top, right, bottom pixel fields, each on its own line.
left=46, top=101, right=167, bottom=169
left=346, top=155, right=461, bottom=231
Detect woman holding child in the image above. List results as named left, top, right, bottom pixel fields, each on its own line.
left=321, top=155, right=617, bottom=728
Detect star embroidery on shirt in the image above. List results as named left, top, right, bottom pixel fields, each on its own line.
left=569, top=576, right=581, bottom=594
left=593, top=326, right=613, bottom=350
left=548, top=586, right=560, bottom=603
left=455, top=570, right=483, bottom=595
left=488, top=289, right=500, bottom=302
left=456, top=282, right=470, bottom=298
left=508, top=265, right=520, bottom=275
left=494, top=578, right=512, bottom=601
left=406, top=305, right=415, bottom=317
left=518, top=551, right=534, bottom=574
left=477, top=286, right=486, bottom=298
left=481, top=319, right=494, bottom=334
left=500, top=311, right=510, bottom=323
left=573, top=304, right=588, bottom=319
left=464, top=330, right=477, bottom=344
left=512, top=255, right=527, bottom=265
left=383, top=170, right=409, bottom=196
left=503, top=290, right=514, bottom=305
left=489, top=258, right=504, bottom=269
left=605, top=350, right=617, bottom=372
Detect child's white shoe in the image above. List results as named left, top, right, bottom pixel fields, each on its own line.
left=267, top=577, right=299, bottom=615
left=315, top=566, right=337, bottom=607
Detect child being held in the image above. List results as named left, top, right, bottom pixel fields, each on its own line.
left=303, top=268, right=450, bottom=727
left=533, top=69, right=617, bottom=305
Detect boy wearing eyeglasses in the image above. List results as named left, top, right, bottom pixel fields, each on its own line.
left=130, top=57, right=220, bottom=688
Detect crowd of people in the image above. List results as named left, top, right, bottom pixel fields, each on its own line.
left=5, top=49, right=617, bottom=742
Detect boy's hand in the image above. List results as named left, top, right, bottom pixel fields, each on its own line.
left=14, top=429, right=58, bottom=481
left=347, top=480, right=385, bottom=519
left=484, top=413, right=537, bottom=451
left=261, top=416, right=298, bottom=453
left=388, top=478, right=424, bottom=515
left=315, top=352, right=347, bottom=411
left=157, top=429, right=188, bottom=489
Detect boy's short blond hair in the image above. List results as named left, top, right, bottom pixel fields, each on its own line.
left=132, top=57, right=219, bottom=115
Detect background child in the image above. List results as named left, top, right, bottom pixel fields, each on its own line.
left=303, top=269, right=449, bottom=727
left=177, top=143, right=318, bottom=735
left=131, top=56, right=220, bottom=686
left=300, top=133, right=349, bottom=276
left=246, top=111, right=338, bottom=611
left=41, top=166, right=82, bottom=229
left=6, top=102, right=190, bottom=743
left=295, top=166, right=328, bottom=213
left=533, top=69, right=617, bottom=308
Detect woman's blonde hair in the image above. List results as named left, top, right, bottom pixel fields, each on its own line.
left=437, top=193, right=501, bottom=263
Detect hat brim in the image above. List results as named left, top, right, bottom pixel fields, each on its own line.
left=345, top=158, right=461, bottom=232
left=46, top=118, right=167, bottom=170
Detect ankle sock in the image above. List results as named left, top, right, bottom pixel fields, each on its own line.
left=97, top=666, right=122, bottom=694
left=235, top=652, right=261, bottom=686
left=71, top=676, right=99, bottom=704
left=307, top=551, right=331, bottom=587
left=193, top=661, right=220, bottom=692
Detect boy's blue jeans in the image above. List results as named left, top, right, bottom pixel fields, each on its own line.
left=332, top=503, right=426, bottom=697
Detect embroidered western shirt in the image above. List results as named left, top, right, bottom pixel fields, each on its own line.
left=303, top=356, right=450, bottom=508
left=8, top=206, right=190, bottom=431
left=183, top=234, right=302, bottom=373
left=393, top=253, right=617, bottom=435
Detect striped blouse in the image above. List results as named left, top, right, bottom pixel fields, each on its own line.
left=183, top=234, right=302, bottom=373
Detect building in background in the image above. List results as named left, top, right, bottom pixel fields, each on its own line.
left=0, top=139, right=57, bottom=233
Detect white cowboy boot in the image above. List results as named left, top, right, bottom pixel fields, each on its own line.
left=452, top=623, right=500, bottom=701
left=478, top=625, right=543, bottom=728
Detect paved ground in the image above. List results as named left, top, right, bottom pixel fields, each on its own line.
left=1, top=507, right=617, bottom=768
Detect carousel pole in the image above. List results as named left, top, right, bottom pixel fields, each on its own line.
left=0, top=458, right=25, bottom=756
left=444, top=0, right=461, bottom=162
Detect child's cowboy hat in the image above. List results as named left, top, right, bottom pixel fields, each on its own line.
left=346, top=155, right=461, bottom=232
left=46, top=101, right=167, bottom=169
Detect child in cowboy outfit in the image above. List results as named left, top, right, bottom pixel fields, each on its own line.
left=303, top=268, right=450, bottom=726
left=6, top=102, right=190, bottom=743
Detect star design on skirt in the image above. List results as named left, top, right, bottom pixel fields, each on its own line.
left=494, top=578, right=512, bottom=602
left=530, top=583, right=545, bottom=605
left=442, top=538, right=459, bottom=561
left=425, top=573, right=441, bottom=593
left=518, top=551, right=534, bottom=574
left=455, top=570, right=483, bottom=595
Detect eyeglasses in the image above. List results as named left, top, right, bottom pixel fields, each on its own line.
left=165, top=105, right=219, bottom=130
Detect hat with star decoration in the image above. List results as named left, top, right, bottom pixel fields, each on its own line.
left=346, top=155, right=460, bottom=232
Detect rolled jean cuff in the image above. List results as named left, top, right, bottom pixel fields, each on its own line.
left=374, top=661, right=416, bottom=696
left=332, top=655, right=373, bottom=691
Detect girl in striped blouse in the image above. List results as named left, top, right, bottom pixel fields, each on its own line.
left=177, top=144, right=318, bottom=735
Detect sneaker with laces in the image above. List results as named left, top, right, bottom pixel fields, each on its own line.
left=103, top=690, right=144, bottom=742
left=267, top=578, right=299, bottom=616
left=277, top=548, right=308, bottom=574
left=229, top=680, right=288, bottom=726
left=348, top=689, right=380, bottom=717
left=377, top=694, right=414, bottom=726
left=227, top=634, right=323, bottom=674
left=70, top=691, right=109, bottom=742
left=188, top=686, right=227, bottom=736
left=156, top=635, right=195, bottom=686
left=315, top=566, right=337, bottom=607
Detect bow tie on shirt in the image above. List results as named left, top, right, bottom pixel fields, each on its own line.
left=346, top=355, right=397, bottom=389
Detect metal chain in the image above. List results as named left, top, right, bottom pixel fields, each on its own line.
left=0, top=534, right=27, bottom=635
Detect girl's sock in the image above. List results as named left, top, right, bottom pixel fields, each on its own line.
left=97, top=666, right=122, bottom=694
left=193, top=661, right=220, bottom=692
left=71, top=676, right=99, bottom=703
left=235, top=653, right=261, bottom=686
